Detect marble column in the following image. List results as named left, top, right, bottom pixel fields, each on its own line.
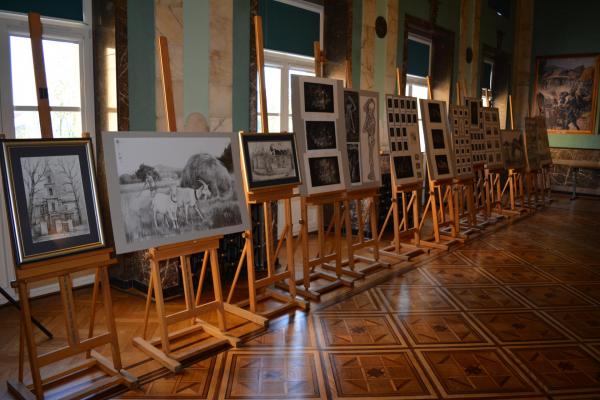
left=208, top=0, right=233, bottom=132
left=360, top=0, right=376, bottom=90
left=457, top=0, right=481, bottom=98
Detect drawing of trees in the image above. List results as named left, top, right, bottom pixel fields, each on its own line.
left=21, top=158, right=48, bottom=221
left=56, top=158, right=83, bottom=224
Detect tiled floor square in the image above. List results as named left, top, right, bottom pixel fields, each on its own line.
left=418, top=348, right=537, bottom=397
left=457, top=250, right=524, bottom=266
left=508, top=345, right=600, bottom=394
left=470, top=311, right=571, bottom=344
left=544, top=309, right=600, bottom=341
left=244, top=312, right=315, bottom=348
left=376, top=286, right=458, bottom=313
left=323, top=350, right=436, bottom=399
left=426, top=252, right=471, bottom=266
left=512, top=250, right=575, bottom=266
left=394, top=312, right=491, bottom=347
left=380, top=269, right=436, bottom=286
left=483, top=266, right=554, bottom=284
left=542, top=266, right=600, bottom=283
left=570, top=283, right=600, bottom=303
left=317, top=289, right=385, bottom=313
left=118, top=356, right=221, bottom=399
left=423, top=267, right=496, bottom=285
left=446, top=286, right=527, bottom=310
left=509, top=285, right=593, bottom=308
left=218, top=351, right=325, bottom=399
left=315, top=314, right=404, bottom=348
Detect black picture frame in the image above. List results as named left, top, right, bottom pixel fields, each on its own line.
left=0, top=138, right=105, bottom=267
left=240, top=132, right=301, bottom=190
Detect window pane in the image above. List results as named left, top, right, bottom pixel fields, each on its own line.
left=288, top=117, right=293, bottom=132
left=51, top=111, right=82, bottom=138
left=256, top=114, right=281, bottom=133
left=256, top=66, right=281, bottom=114
left=9, top=36, right=81, bottom=108
left=14, top=111, right=41, bottom=139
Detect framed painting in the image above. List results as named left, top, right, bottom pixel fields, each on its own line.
left=0, top=138, right=105, bottom=266
left=534, top=54, right=600, bottom=134
left=291, top=75, right=349, bottom=196
left=102, top=132, right=250, bottom=254
left=385, top=94, right=423, bottom=186
left=240, top=132, right=301, bottom=191
left=420, top=99, right=456, bottom=181
left=500, top=129, right=526, bottom=171
left=343, top=89, right=381, bottom=190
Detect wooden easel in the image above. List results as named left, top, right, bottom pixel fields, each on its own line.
left=132, top=36, right=267, bottom=373
left=322, top=63, right=390, bottom=279
left=8, top=14, right=137, bottom=399
left=227, top=16, right=307, bottom=319
left=378, top=69, right=426, bottom=260
left=277, top=42, right=353, bottom=300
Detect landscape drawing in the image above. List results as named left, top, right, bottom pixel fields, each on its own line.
left=500, top=129, right=525, bottom=170
left=103, top=133, right=249, bottom=254
left=304, top=82, right=335, bottom=113
left=243, top=135, right=299, bottom=188
left=535, top=55, right=599, bottom=133
left=306, top=120, right=337, bottom=150
left=307, top=155, right=342, bottom=187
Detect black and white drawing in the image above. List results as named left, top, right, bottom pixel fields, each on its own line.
left=306, top=121, right=337, bottom=150
left=347, top=143, right=361, bottom=183
left=102, top=132, right=250, bottom=254
left=304, top=82, right=334, bottom=113
left=344, top=91, right=359, bottom=142
left=0, top=139, right=104, bottom=266
left=22, top=155, right=91, bottom=243
left=307, top=155, right=342, bottom=187
left=428, top=102, right=442, bottom=123
left=360, top=95, right=379, bottom=183
left=420, top=99, right=456, bottom=180
left=240, top=133, right=300, bottom=190
left=449, top=105, right=474, bottom=179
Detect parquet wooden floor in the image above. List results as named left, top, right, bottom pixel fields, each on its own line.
left=2, top=194, right=600, bottom=399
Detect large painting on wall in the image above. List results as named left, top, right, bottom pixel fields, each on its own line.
left=102, top=132, right=250, bottom=254
left=0, top=139, right=105, bottom=266
left=534, top=54, right=600, bottom=134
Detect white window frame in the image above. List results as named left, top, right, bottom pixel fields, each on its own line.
left=0, top=7, right=95, bottom=140
left=482, top=58, right=494, bottom=107
left=259, top=49, right=314, bottom=132
left=0, top=2, right=95, bottom=303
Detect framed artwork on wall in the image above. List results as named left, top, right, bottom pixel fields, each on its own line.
left=102, top=131, right=250, bottom=254
left=240, top=132, right=301, bottom=191
left=292, top=75, right=349, bottom=196
left=0, top=139, right=105, bottom=266
left=420, top=99, right=456, bottom=181
left=534, top=54, right=599, bottom=134
left=343, top=89, right=381, bottom=190
left=385, top=94, right=423, bottom=186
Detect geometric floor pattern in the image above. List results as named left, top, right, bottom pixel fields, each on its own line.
left=118, top=201, right=600, bottom=398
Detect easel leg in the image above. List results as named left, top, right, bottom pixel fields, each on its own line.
left=334, top=200, right=342, bottom=278
left=301, top=197, right=310, bottom=291
left=87, top=269, right=100, bottom=357
left=142, top=271, right=154, bottom=340
left=100, top=266, right=123, bottom=370
left=150, top=260, right=170, bottom=354
left=344, top=199, right=354, bottom=271
left=412, top=190, right=421, bottom=245
left=369, top=197, right=380, bottom=261
left=17, top=282, right=43, bottom=399
left=210, top=249, right=227, bottom=331
left=429, top=188, right=441, bottom=243
left=284, top=198, right=297, bottom=299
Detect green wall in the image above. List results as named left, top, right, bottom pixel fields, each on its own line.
left=128, top=0, right=155, bottom=131
left=532, top=0, right=600, bottom=149
left=233, top=1, right=251, bottom=132
left=1, top=0, right=83, bottom=21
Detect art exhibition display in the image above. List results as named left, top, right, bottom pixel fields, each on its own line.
left=420, top=99, right=456, bottom=181
left=385, top=94, right=423, bottom=186
left=500, top=129, right=526, bottom=171
left=449, top=105, right=474, bottom=179
left=102, top=131, right=250, bottom=254
left=291, top=75, right=349, bottom=195
left=240, top=132, right=301, bottom=190
left=465, top=97, right=487, bottom=166
left=343, top=89, right=381, bottom=189
left=534, top=54, right=599, bottom=134
left=482, top=107, right=504, bottom=170
left=0, top=138, right=105, bottom=266
left=524, top=117, right=542, bottom=172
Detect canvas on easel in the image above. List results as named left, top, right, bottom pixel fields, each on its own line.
left=500, top=129, right=526, bottom=171
left=536, top=116, right=552, bottom=166
left=420, top=99, right=456, bottom=181
left=385, top=95, right=423, bottom=186
left=465, top=97, right=486, bottom=166
left=343, top=89, right=381, bottom=190
left=482, top=107, right=504, bottom=170
left=292, top=75, right=349, bottom=196
left=448, top=105, right=474, bottom=180
left=524, top=117, right=543, bottom=172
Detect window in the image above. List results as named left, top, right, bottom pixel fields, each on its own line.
left=405, top=34, right=431, bottom=152
left=481, top=58, right=494, bottom=107
left=257, top=49, right=314, bottom=133
left=0, top=12, right=94, bottom=139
